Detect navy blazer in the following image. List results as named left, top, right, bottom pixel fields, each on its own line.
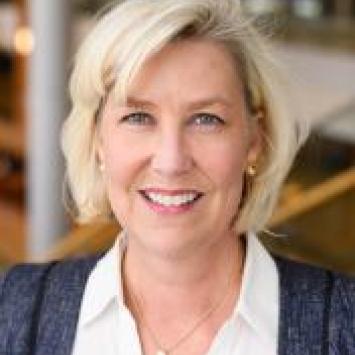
left=0, top=253, right=355, bottom=355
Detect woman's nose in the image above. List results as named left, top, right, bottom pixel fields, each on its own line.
left=151, top=129, right=193, bottom=177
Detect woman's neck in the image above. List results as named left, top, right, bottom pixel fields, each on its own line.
left=122, top=231, right=246, bottom=315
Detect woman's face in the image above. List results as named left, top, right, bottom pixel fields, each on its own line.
left=98, top=39, right=261, bottom=256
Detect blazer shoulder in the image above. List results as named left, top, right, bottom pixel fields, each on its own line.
left=274, top=254, right=355, bottom=322
left=273, top=254, right=331, bottom=294
left=0, top=255, right=103, bottom=354
left=274, top=255, right=355, bottom=354
left=0, top=254, right=103, bottom=303
left=0, top=262, right=51, bottom=300
left=326, top=270, right=355, bottom=353
left=0, top=271, right=7, bottom=299
left=331, top=270, right=355, bottom=317
left=332, top=270, right=355, bottom=296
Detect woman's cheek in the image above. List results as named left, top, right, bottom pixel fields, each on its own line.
left=104, top=134, right=151, bottom=191
left=199, top=137, right=247, bottom=183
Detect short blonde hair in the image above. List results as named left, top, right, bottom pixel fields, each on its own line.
left=62, top=0, right=308, bottom=232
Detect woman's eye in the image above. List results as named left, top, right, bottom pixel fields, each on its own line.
left=120, top=112, right=153, bottom=125
left=192, top=113, right=225, bottom=127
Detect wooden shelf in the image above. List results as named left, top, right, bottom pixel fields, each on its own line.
left=39, top=222, right=119, bottom=262
left=270, top=166, right=355, bottom=226
left=0, top=200, right=25, bottom=263
left=0, top=120, right=24, bottom=157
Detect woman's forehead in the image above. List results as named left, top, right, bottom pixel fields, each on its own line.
left=109, top=39, right=245, bottom=108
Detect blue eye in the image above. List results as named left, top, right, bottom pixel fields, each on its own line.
left=120, top=112, right=153, bottom=125
left=192, top=113, right=225, bottom=126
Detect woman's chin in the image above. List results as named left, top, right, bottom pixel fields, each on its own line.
left=127, top=227, right=210, bottom=260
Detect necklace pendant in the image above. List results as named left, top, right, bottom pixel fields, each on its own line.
left=156, top=350, right=167, bottom=355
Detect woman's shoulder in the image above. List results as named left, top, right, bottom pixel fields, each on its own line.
left=273, top=254, right=355, bottom=299
left=0, top=262, right=56, bottom=306
left=0, top=254, right=104, bottom=315
left=274, top=254, right=354, bottom=283
left=273, top=255, right=355, bottom=354
left=0, top=254, right=104, bottom=353
left=0, top=255, right=104, bottom=353
left=274, top=254, right=355, bottom=327
left=0, top=254, right=103, bottom=296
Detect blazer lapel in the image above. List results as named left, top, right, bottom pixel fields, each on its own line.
left=275, top=256, right=331, bottom=355
left=35, top=255, right=102, bottom=355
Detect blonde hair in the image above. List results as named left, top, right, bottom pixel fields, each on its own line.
left=62, top=0, right=308, bottom=232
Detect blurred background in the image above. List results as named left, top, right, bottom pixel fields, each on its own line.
left=0, top=0, right=354, bottom=273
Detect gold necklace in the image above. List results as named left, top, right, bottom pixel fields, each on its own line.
left=124, top=237, right=246, bottom=355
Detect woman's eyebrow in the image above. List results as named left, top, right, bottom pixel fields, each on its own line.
left=186, top=97, right=233, bottom=109
left=126, top=96, right=155, bottom=108
left=125, top=95, right=233, bottom=109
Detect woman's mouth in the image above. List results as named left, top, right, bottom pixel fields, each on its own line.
left=139, top=188, right=204, bottom=214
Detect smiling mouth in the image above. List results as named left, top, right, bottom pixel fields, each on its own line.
left=139, top=189, right=204, bottom=208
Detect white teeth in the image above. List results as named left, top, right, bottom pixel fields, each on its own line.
left=145, top=192, right=198, bottom=206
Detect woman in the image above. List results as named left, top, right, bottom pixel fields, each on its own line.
left=1, top=1, right=354, bottom=354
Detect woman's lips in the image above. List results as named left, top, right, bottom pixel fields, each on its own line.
left=138, top=188, right=204, bottom=214
left=140, top=187, right=204, bottom=196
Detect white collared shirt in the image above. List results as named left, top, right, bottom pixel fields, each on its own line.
left=71, top=232, right=279, bottom=355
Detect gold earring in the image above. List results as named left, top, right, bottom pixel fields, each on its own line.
left=246, top=164, right=257, bottom=177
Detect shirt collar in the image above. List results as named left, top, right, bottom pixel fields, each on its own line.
left=78, top=231, right=279, bottom=345
left=78, top=230, right=126, bottom=327
left=235, top=232, right=279, bottom=345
